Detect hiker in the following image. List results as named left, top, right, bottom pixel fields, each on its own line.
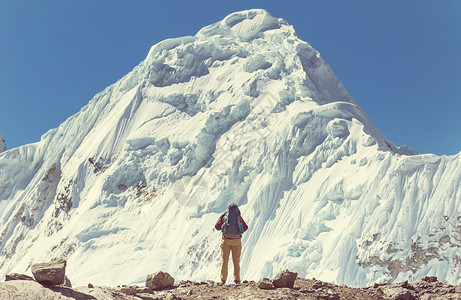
left=215, top=203, right=248, bottom=285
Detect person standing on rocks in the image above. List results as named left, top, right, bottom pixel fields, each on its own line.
left=215, top=203, right=248, bottom=285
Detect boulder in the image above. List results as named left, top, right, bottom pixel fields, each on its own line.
left=5, top=273, right=34, bottom=281
left=0, top=280, right=96, bottom=300
left=399, top=280, right=413, bottom=290
left=120, top=285, right=137, bottom=295
left=0, top=280, right=62, bottom=299
left=373, top=282, right=387, bottom=288
left=272, top=269, right=298, bottom=288
left=146, top=271, right=174, bottom=290
left=421, top=276, right=438, bottom=283
left=312, top=280, right=327, bottom=289
left=136, top=293, right=162, bottom=300
left=258, top=277, right=275, bottom=289
left=31, top=259, right=66, bottom=286
left=380, top=286, right=415, bottom=300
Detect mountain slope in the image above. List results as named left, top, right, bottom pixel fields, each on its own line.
left=0, top=9, right=460, bottom=287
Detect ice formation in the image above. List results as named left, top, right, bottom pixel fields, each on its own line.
left=0, top=9, right=460, bottom=287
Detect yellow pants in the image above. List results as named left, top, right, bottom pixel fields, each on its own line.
left=220, top=238, right=242, bottom=283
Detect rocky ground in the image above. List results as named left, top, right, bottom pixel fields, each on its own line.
left=2, top=276, right=461, bottom=299
left=2, top=261, right=461, bottom=299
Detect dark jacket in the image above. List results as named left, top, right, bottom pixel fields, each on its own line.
left=215, top=213, right=248, bottom=238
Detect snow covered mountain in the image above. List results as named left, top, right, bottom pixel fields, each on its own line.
left=0, top=9, right=460, bottom=287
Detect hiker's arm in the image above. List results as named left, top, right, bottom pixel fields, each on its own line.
left=240, top=217, right=248, bottom=232
left=215, top=214, right=224, bottom=230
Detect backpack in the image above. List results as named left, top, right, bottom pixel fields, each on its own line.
left=222, top=205, right=244, bottom=237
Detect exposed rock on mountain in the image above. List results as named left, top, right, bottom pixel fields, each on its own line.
left=0, top=133, right=5, bottom=153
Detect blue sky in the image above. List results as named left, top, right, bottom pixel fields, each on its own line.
left=0, top=1, right=460, bottom=155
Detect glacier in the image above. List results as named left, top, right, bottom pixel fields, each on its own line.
left=0, top=9, right=460, bottom=287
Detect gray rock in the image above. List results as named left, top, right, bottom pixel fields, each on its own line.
left=373, top=282, right=387, bottom=288
left=258, top=277, right=275, bottom=289
left=400, top=280, right=413, bottom=290
left=31, top=259, right=66, bottom=286
left=0, top=280, right=99, bottom=300
left=135, top=286, right=154, bottom=294
left=421, top=276, right=438, bottom=283
left=136, top=293, right=162, bottom=300
left=0, top=280, right=61, bottom=299
left=179, top=280, right=194, bottom=287
left=74, top=285, right=140, bottom=299
left=316, top=290, right=340, bottom=300
left=419, top=294, right=459, bottom=300
left=146, top=271, right=174, bottom=290
left=120, top=285, right=137, bottom=295
left=313, top=280, right=327, bottom=289
left=5, top=273, right=34, bottom=281
left=380, top=286, right=415, bottom=300
left=272, top=269, right=298, bottom=288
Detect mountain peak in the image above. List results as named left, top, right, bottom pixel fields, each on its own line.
left=197, top=9, right=284, bottom=41
left=144, top=8, right=355, bottom=107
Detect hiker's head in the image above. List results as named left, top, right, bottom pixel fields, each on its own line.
left=228, top=203, right=238, bottom=209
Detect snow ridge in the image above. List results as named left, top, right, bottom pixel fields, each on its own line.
left=0, top=9, right=460, bottom=288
